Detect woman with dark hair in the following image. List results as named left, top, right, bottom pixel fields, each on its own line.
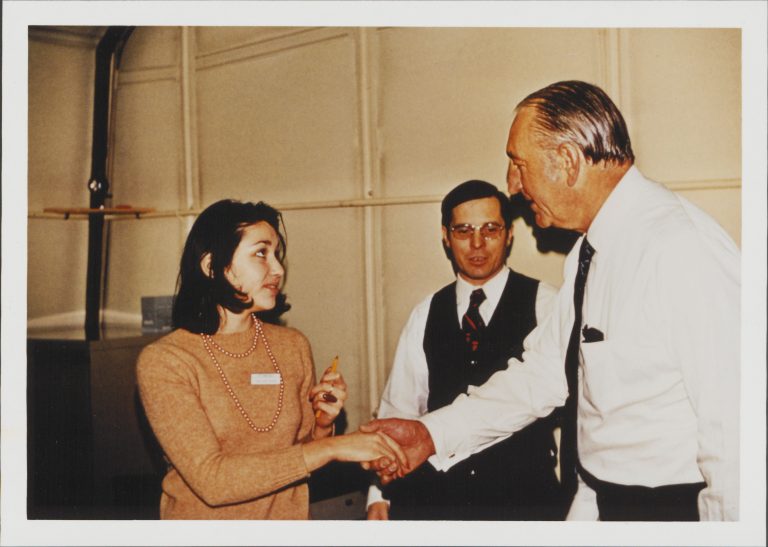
left=137, top=199, right=404, bottom=519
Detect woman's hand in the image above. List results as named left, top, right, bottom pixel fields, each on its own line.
left=330, top=431, right=408, bottom=469
left=309, top=366, right=347, bottom=431
left=301, top=430, right=409, bottom=474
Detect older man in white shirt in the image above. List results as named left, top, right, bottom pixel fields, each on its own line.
left=362, top=80, right=740, bottom=521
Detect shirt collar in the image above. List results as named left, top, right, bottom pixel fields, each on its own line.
left=586, top=165, right=646, bottom=255
left=456, top=267, right=509, bottom=316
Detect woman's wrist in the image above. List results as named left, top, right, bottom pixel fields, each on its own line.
left=312, top=422, right=335, bottom=440
left=301, top=436, right=335, bottom=472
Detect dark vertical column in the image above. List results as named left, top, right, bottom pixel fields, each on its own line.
left=84, top=27, right=133, bottom=341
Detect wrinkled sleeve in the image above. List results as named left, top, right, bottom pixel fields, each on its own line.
left=376, top=296, right=432, bottom=421
left=136, top=342, right=309, bottom=507
left=658, top=230, right=740, bottom=520
left=535, top=280, right=560, bottom=324
left=296, top=333, right=318, bottom=442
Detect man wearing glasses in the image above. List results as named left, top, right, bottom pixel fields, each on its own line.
left=366, top=180, right=567, bottom=520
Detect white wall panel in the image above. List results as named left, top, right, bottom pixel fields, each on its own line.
left=376, top=27, right=606, bottom=195
left=104, top=218, right=184, bottom=313
left=120, top=26, right=180, bottom=70
left=279, top=207, right=368, bottom=429
left=27, top=35, right=94, bottom=320
left=28, top=40, right=94, bottom=209
left=624, top=29, right=741, bottom=184
left=27, top=220, right=89, bottom=318
left=195, top=27, right=308, bottom=56
left=195, top=31, right=361, bottom=205
left=111, top=80, right=184, bottom=208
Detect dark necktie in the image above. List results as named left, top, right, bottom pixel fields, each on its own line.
left=560, top=238, right=595, bottom=498
left=462, top=288, right=486, bottom=352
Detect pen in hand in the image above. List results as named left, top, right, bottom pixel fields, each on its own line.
left=315, top=356, right=338, bottom=418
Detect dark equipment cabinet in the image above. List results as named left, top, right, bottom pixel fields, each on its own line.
left=27, top=339, right=96, bottom=518
left=27, top=334, right=164, bottom=519
left=27, top=333, right=370, bottom=520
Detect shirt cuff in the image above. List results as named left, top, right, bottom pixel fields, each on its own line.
left=698, top=487, right=737, bottom=521
left=419, top=412, right=462, bottom=472
left=366, top=484, right=390, bottom=509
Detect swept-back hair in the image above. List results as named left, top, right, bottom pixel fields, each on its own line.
left=172, top=199, right=289, bottom=334
left=516, top=80, right=635, bottom=165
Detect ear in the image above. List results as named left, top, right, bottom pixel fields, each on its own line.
left=505, top=223, right=514, bottom=246
left=558, top=142, right=581, bottom=187
left=440, top=225, right=457, bottom=267
left=223, top=264, right=237, bottom=287
left=199, top=252, right=213, bottom=278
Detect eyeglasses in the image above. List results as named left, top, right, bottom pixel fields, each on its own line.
left=449, top=222, right=505, bottom=240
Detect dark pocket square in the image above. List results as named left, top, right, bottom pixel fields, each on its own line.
left=582, top=325, right=604, bottom=343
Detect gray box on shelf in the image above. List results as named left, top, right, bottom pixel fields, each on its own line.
left=141, top=296, right=174, bottom=333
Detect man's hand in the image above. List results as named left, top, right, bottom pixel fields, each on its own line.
left=366, top=501, right=389, bottom=520
left=359, top=418, right=435, bottom=485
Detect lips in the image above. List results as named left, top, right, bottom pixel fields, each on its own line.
left=263, top=280, right=281, bottom=295
left=468, top=256, right=488, bottom=266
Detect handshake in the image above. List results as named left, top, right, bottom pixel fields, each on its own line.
left=356, top=418, right=436, bottom=485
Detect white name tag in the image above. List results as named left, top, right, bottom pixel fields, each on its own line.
left=250, top=373, right=282, bottom=385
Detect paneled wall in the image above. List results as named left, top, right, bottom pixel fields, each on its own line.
left=27, top=27, right=741, bottom=429
left=28, top=29, right=97, bottom=321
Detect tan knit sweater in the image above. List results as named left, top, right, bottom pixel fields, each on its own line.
left=136, top=322, right=316, bottom=519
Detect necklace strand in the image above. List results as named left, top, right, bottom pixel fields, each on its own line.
left=201, top=316, right=284, bottom=433
left=204, top=315, right=259, bottom=358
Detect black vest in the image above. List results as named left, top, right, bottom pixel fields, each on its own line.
left=385, top=271, right=566, bottom=520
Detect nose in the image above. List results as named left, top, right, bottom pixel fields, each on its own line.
left=506, top=162, right=522, bottom=196
left=270, top=255, right=285, bottom=279
left=470, top=228, right=485, bottom=249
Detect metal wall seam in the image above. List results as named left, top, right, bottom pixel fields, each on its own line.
left=180, top=26, right=200, bottom=237
left=357, top=27, right=387, bottom=420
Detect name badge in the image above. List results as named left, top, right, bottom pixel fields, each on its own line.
left=251, top=373, right=282, bottom=385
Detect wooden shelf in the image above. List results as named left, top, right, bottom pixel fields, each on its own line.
left=42, top=206, right=155, bottom=219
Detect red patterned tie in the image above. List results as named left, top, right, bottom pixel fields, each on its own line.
left=462, top=288, right=487, bottom=352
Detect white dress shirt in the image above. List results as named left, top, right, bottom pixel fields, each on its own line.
left=367, top=267, right=558, bottom=507
left=420, top=167, right=740, bottom=520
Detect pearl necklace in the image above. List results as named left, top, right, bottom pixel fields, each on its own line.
left=201, top=315, right=284, bottom=433
left=204, top=314, right=259, bottom=357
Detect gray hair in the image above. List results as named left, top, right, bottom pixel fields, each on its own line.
left=516, top=80, right=635, bottom=165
